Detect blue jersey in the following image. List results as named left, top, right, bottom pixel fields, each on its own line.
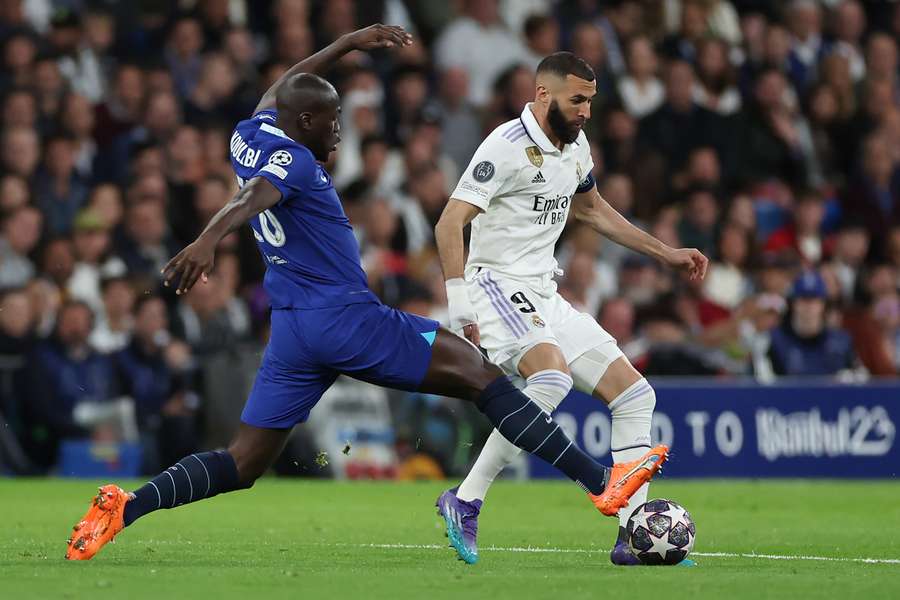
left=229, top=110, right=376, bottom=308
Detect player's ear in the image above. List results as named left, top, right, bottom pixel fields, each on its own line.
left=298, top=112, right=313, bottom=131
left=535, top=83, right=552, bottom=107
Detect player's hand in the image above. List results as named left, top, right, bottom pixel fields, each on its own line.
left=462, top=323, right=481, bottom=346
left=162, top=239, right=216, bottom=295
left=445, top=278, right=479, bottom=344
left=345, top=24, right=413, bottom=51
left=664, top=248, right=709, bottom=281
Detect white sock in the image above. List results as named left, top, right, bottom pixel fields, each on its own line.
left=456, top=369, right=573, bottom=502
left=608, top=378, right=656, bottom=528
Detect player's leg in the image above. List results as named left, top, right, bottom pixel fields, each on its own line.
left=65, top=309, right=330, bottom=560
left=439, top=342, right=573, bottom=563
left=571, top=346, right=655, bottom=565
left=455, top=342, right=572, bottom=503
left=420, top=329, right=664, bottom=505
left=331, top=302, right=662, bottom=501
left=453, top=273, right=577, bottom=504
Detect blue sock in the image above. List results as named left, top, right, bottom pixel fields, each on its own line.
left=475, top=376, right=609, bottom=494
left=123, top=450, right=241, bottom=527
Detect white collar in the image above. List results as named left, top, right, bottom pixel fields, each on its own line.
left=520, top=103, right=561, bottom=154
left=260, top=122, right=289, bottom=139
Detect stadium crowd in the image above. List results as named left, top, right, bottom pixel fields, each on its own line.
left=0, top=0, right=898, bottom=475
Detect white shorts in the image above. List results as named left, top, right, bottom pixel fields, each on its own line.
left=468, top=269, right=624, bottom=390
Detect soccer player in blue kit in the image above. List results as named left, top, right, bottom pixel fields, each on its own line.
left=64, top=24, right=667, bottom=561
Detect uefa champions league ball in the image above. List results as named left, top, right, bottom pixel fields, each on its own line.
left=626, top=498, right=696, bottom=565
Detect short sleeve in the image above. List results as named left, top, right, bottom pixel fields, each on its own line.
left=575, top=132, right=596, bottom=194
left=254, top=145, right=317, bottom=203
left=450, top=135, right=514, bottom=211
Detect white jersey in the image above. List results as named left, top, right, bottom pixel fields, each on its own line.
left=451, top=103, right=595, bottom=284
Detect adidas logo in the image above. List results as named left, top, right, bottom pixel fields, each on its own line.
left=531, top=171, right=546, bottom=184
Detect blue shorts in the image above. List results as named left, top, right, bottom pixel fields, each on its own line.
left=241, top=302, right=439, bottom=429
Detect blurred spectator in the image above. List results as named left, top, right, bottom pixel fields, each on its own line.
left=693, top=36, right=741, bottom=116
left=831, top=0, right=867, bottom=82
left=638, top=60, right=724, bottom=179
left=115, top=294, right=198, bottom=470
left=49, top=9, right=107, bottom=103
left=660, top=0, right=708, bottom=63
left=787, top=0, right=826, bottom=90
left=117, top=198, right=177, bottom=278
left=384, top=64, right=429, bottom=146
left=522, top=14, right=560, bottom=69
left=484, top=63, right=534, bottom=131
left=842, top=133, right=900, bottom=248
left=34, top=135, right=90, bottom=235
left=735, top=68, right=810, bottom=187
left=764, top=189, right=827, bottom=265
left=0, top=206, right=42, bottom=288
left=594, top=0, right=642, bottom=76
left=1, top=125, right=40, bottom=180
left=67, top=210, right=126, bottom=313
left=0, top=288, right=37, bottom=474
left=60, top=93, right=98, bottom=180
left=0, top=173, right=30, bottom=212
left=434, top=0, right=527, bottom=107
left=826, top=220, right=871, bottom=301
left=843, top=264, right=900, bottom=376
left=94, top=63, right=146, bottom=148
left=26, top=301, right=118, bottom=467
left=174, top=253, right=250, bottom=356
left=166, top=16, right=205, bottom=99
left=617, top=35, right=664, bottom=118
left=90, top=276, right=135, bottom=354
left=435, top=67, right=481, bottom=173
left=702, top=222, right=754, bottom=315
left=764, top=270, right=857, bottom=376
left=678, top=187, right=719, bottom=258
left=558, top=250, right=607, bottom=316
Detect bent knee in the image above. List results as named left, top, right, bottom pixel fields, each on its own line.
left=226, top=445, right=266, bottom=487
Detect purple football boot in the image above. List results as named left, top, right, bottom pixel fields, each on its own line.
left=611, top=526, right=642, bottom=565
left=611, top=541, right=642, bottom=565
left=435, top=488, right=482, bottom=564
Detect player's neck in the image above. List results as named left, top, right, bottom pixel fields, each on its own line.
left=529, top=103, right=564, bottom=150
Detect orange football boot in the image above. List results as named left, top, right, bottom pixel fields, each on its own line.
left=65, top=484, right=131, bottom=560
left=589, top=445, right=669, bottom=516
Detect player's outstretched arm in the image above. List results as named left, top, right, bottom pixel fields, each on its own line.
left=162, top=177, right=282, bottom=295
left=254, top=24, right=412, bottom=114
left=572, top=186, right=709, bottom=280
left=435, top=199, right=483, bottom=345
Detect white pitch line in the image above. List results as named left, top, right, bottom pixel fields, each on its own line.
left=341, top=542, right=900, bottom=565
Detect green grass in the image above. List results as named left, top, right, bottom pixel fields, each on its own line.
left=3, top=479, right=900, bottom=599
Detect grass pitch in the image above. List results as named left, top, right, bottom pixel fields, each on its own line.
left=3, top=479, right=899, bottom=599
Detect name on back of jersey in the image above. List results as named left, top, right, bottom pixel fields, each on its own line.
left=230, top=131, right=261, bottom=168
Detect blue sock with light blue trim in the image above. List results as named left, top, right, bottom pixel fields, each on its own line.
left=475, top=376, right=609, bottom=494
left=123, top=450, right=241, bottom=527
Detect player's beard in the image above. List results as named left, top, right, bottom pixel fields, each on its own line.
left=547, top=99, right=581, bottom=144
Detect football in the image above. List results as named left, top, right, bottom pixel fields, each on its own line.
left=626, top=498, right=696, bottom=565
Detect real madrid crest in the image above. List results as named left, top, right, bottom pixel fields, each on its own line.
left=531, top=315, right=546, bottom=328
left=525, top=146, right=543, bottom=168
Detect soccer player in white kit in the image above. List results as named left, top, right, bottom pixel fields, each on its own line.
left=434, top=52, right=708, bottom=565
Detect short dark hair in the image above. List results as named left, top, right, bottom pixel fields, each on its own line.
left=536, top=52, right=595, bottom=82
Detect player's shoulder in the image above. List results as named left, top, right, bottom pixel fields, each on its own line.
left=486, top=118, right=532, bottom=148
left=574, top=130, right=591, bottom=156
left=236, top=112, right=318, bottom=186
left=475, top=119, right=533, bottom=168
